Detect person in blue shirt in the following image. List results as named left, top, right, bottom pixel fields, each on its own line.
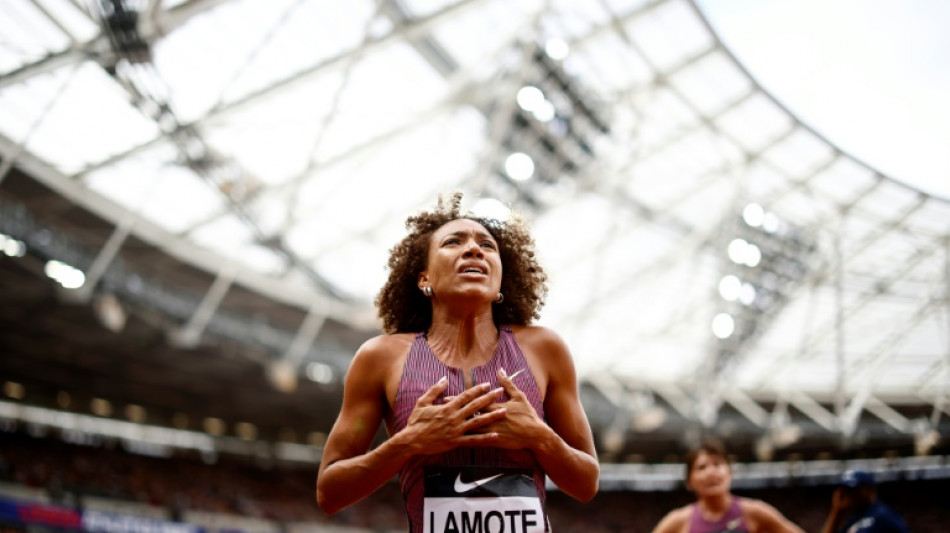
left=820, top=469, right=909, bottom=533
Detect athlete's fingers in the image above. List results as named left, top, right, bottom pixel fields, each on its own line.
left=445, top=382, right=490, bottom=409
left=465, top=408, right=507, bottom=431
left=457, top=432, right=500, bottom=447
left=457, top=387, right=504, bottom=419
left=413, top=376, right=448, bottom=408
left=497, top=367, right=527, bottom=400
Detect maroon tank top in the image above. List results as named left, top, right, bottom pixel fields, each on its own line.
left=689, top=497, right=748, bottom=533
left=384, top=326, right=548, bottom=532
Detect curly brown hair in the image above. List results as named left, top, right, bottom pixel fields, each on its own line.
left=375, top=192, right=548, bottom=334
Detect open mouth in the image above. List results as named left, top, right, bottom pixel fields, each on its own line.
left=459, top=263, right=487, bottom=275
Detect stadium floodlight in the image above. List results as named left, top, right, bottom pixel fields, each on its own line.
left=45, top=259, right=85, bottom=289
left=516, top=86, right=546, bottom=113
left=543, top=38, right=570, bottom=61
left=742, top=203, right=765, bottom=227
left=486, top=41, right=611, bottom=210
left=719, top=275, right=741, bottom=301
left=709, top=203, right=820, bottom=376
left=471, top=198, right=513, bottom=223
left=711, top=313, right=735, bottom=339
left=1, top=233, right=26, bottom=257
left=505, top=152, right=535, bottom=181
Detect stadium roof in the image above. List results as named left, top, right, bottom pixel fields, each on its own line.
left=1, top=0, right=948, bottom=463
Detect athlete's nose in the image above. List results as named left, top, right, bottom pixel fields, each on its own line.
left=462, top=239, right=483, bottom=258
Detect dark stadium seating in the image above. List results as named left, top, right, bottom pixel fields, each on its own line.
left=1, top=428, right=946, bottom=533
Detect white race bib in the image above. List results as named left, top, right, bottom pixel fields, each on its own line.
left=423, top=466, right=545, bottom=533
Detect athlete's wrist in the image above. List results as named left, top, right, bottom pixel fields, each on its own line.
left=383, top=427, right=426, bottom=463
left=525, top=422, right=560, bottom=456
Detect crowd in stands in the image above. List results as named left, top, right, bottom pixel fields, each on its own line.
left=1, top=428, right=946, bottom=532
left=0, top=428, right=407, bottom=531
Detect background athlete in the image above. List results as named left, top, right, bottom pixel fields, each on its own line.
left=651, top=439, right=805, bottom=533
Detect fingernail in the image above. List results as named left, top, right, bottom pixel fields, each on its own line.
left=508, top=368, right=525, bottom=380
left=437, top=376, right=447, bottom=384
left=500, top=367, right=507, bottom=377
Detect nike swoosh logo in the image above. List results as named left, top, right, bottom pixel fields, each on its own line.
left=454, top=473, right=504, bottom=493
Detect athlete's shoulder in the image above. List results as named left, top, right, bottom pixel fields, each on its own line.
left=652, top=504, right=691, bottom=533
left=509, top=325, right=575, bottom=384
left=353, top=332, right=415, bottom=365
left=738, top=496, right=780, bottom=516
left=360, top=332, right=415, bottom=351
left=870, top=503, right=910, bottom=532
left=739, top=496, right=805, bottom=533
left=509, top=324, right=567, bottom=349
left=738, top=496, right=774, bottom=520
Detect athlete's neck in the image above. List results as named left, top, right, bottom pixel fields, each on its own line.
left=698, top=493, right=732, bottom=519
left=426, top=314, right=499, bottom=368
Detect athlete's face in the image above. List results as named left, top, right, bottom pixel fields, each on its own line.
left=419, top=218, right=502, bottom=303
left=687, top=450, right=732, bottom=497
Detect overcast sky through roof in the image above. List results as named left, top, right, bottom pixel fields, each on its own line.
left=2, top=0, right=949, bottom=408
left=698, top=0, right=950, bottom=200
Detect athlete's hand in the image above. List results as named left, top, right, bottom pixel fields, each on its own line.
left=471, top=367, right=545, bottom=449
left=404, top=377, right=505, bottom=454
left=830, top=487, right=852, bottom=512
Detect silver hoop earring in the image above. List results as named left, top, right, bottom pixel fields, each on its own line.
left=495, top=292, right=504, bottom=304
left=423, top=286, right=433, bottom=297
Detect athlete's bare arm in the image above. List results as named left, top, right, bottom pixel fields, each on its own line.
left=483, top=325, right=599, bottom=502
left=315, top=336, right=401, bottom=514
left=650, top=506, right=689, bottom=533
left=819, top=488, right=848, bottom=533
